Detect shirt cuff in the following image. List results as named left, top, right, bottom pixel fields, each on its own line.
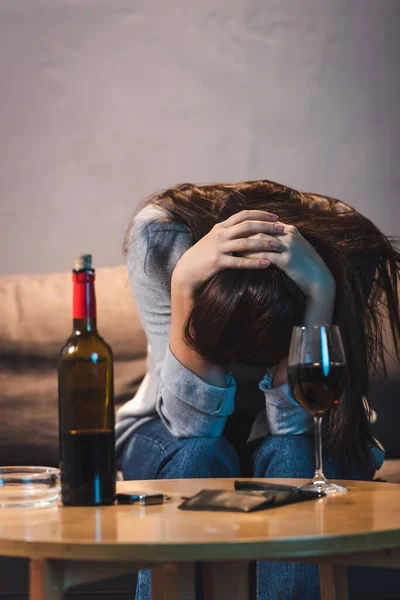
left=161, top=346, right=236, bottom=417
left=259, top=374, right=313, bottom=436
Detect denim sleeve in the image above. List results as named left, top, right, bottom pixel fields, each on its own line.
left=259, top=372, right=313, bottom=436
left=127, top=208, right=235, bottom=437
left=158, top=348, right=236, bottom=437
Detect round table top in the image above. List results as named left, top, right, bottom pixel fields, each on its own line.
left=0, top=478, right=400, bottom=562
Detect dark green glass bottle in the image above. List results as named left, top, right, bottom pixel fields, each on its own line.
left=58, top=254, right=115, bottom=506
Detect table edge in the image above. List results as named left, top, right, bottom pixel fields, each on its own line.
left=1, top=529, right=400, bottom=562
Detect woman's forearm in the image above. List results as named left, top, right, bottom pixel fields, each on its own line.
left=304, top=279, right=336, bottom=328
left=170, top=274, right=227, bottom=388
left=272, top=281, right=336, bottom=387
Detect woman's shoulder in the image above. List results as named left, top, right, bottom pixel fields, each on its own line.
left=129, top=203, right=191, bottom=253
left=127, top=203, right=192, bottom=280
left=134, top=204, right=190, bottom=235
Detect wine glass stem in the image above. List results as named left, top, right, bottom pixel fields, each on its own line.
left=313, top=415, right=326, bottom=485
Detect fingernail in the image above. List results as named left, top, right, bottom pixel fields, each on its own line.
left=269, top=214, right=279, bottom=221
left=260, top=259, right=270, bottom=266
left=270, top=241, right=280, bottom=249
left=274, top=224, right=284, bottom=232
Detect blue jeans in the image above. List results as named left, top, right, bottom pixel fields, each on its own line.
left=121, top=418, right=374, bottom=600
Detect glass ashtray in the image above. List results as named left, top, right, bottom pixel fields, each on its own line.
left=0, top=467, right=60, bottom=508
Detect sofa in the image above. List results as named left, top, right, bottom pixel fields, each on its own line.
left=0, top=266, right=399, bottom=599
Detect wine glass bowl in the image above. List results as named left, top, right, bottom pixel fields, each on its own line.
left=288, top=325, right=347, bottom=496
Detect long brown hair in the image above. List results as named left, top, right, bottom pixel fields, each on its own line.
left=124, top=180, right=400, bottom=465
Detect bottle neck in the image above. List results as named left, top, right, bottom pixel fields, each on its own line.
left=72, top=269, right=97, bottom=333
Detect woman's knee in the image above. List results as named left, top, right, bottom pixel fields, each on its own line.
left=253, top=435, right=315, bottom=478
left=121, top=431, right=166, bottom=481
left=121, top=419, right=240, bottom=481
left=253, top=435, right=375, bottom=481
left=159, top=436, right=241, bottom=479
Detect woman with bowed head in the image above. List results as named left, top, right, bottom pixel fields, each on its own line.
left=116, top=180, right=400, bottom=599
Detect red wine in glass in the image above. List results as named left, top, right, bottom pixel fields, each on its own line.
left=287, top=362, right=345, bottom=416
left=288, top=325, right=347, bottom=496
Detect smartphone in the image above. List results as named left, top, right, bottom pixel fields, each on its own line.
left=116, top=492, right=168, bottom=506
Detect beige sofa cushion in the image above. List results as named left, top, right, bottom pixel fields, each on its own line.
left=0, top=356, right=146, bottom=466
left=0, top=266, right=147, bottom=359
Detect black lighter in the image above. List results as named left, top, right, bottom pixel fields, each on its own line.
left=116, top=492, right=169, bottom=506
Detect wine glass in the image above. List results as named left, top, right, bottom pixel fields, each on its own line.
left=288, top=325, right=347, bottom=496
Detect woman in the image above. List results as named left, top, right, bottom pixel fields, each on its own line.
left=116, top=180, right=400, bottom=599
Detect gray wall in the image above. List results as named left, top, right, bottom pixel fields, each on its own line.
left=0, top=0, right=399, bottom=276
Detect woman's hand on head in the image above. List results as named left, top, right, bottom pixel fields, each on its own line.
left=240, top=225, right=336, bottom=302
left=173, top=210, right=335, bottom=301
left=172, top=209, right=283, bottom=292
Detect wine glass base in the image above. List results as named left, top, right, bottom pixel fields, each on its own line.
left=299, top=481, right=348, bottom=496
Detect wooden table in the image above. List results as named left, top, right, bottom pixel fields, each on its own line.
left=1, top=478, right=400, bottom=600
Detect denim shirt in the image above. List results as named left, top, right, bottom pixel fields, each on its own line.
left=115, top=205, right=384, bottom=469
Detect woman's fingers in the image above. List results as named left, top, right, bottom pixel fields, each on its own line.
left=222, top=209, right=279, bottom=228
left=240, top=251, right=282, bottom=261
left=219, top=254, right=272, bottom=270
left=223, top=236, right=283, bottom=255
left=220, top=249, right=287, bottom=271
left=208, top=212, right=287, bottom=272
left=225, top=219, right=285, bottom=240
left=253, top=251, right=286, bottom=268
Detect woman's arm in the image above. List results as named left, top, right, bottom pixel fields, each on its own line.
left=170, top=277, right=226, bottom=387
left=127, top=212, right=234, bottom=438
left=272, top=282, right=335, bottom=387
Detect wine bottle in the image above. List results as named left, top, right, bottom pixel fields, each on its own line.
left=58, top=254, right=116, bottom=506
